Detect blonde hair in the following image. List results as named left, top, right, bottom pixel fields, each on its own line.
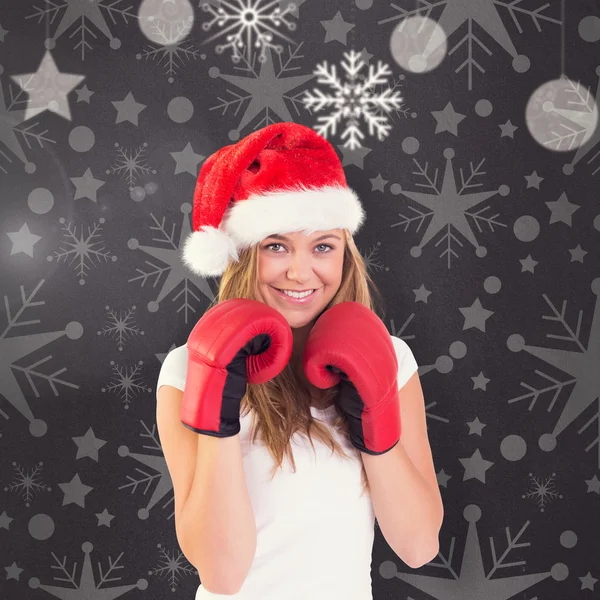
left=208, top=228, right=385, bottom=495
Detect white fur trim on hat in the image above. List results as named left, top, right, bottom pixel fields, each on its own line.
left=181, top=225, right=239, bottom=277
left=224, top=185, right=365, bottom=249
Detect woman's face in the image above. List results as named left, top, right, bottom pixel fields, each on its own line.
left=255, top=228, right=345, bottom=329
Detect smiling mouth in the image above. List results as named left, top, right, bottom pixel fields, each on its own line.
left=271, top=286, right=320, bottom=298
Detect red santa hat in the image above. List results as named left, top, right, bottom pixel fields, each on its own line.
left=181, top=121, right=366, bottom=277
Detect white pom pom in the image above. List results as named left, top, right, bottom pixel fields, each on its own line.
left=181, top=226, right=239, bottom=277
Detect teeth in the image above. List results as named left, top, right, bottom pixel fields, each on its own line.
left=280, top=289, right=314, bottom=298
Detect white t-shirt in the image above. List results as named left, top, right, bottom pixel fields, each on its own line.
left=156, top=335, right=419, bottom=600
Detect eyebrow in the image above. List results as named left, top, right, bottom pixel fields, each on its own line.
left=266, top=233, right=342, bottom=242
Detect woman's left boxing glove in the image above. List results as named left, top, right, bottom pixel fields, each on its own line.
left=302, top=301, right=400, bottom=455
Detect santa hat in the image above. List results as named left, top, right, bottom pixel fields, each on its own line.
left=181, top=121, right=366, bottom=277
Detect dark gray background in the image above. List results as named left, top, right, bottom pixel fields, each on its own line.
left=1, top=0, right=599, bottom=598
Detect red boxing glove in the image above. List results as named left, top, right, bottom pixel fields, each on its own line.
left=181, top=298, right=293, bottom=437
left=302, top=302, right=400, bottom=455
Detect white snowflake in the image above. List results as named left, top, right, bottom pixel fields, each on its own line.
left=200, top=0, right=297, bottom=64
left=303, top=50, right=404, bottom=150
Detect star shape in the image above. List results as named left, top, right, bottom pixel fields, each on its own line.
left=112, top=91, right=146, bottom=125
left=524, top=170, right=543, bottom=189
left=171, top=142, right=205, bottom=176
left=460, top=448, right=494, bottom=482
left=499, top=119, right=518, bottom=138
left=397, top=149, right=504, bottom=259
left=467, top=417, right=486, bottom=435
left=459, top=297, right=494, bottom=332
left=7, top=223, right=42, bottom=257
left=585, top=474, right=600, bottom=493
left=72, top=427, right=107, bottom=461
left=339, top=144, right=371, bottom=168
left=432, top=101, right=466, bottom=135
left=436, top=469, right=451, bottom=488
left=58, top=473, right=93, bottom=507
left=71, top=167, right=105, bottom=202
left=569, top=244, right=587, bottom=263
left=76, top=84, right=94, bottom=103
left=218, top=47, right=314, bottom=133
left=321, top=10, right=355, bottom=45
left=413, top=284, right=432, bottom=303
left=10, top=50, right=85, bottom=121
left=546, top=191, right=580, bottom=226
left=520, top=254, right=538, bottom=273
left=472, top=372, right=490, bottom=390
left=96, top=508, right=115, bottom=527
left=5, top=562, right=23, bottom=581
left=0, top=511, right=14, bottom=530
left=580, top=572, right=598, bottom=591
left=370, top=173, right=388, bottom=192
left=357, top=47, right=374, bottom=64
left=420, top=0, right=523, bottom=64
left=49, top=0, right=114, bottom=45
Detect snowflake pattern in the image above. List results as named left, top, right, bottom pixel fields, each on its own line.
left=522, top=473, right=562, bottom=512
left=26, top=0, right=138, bottom=61
left=303, top=50, right=404, bottom=150
left=127, top=211, right=215, bottom=325
left=102, top=360, right=150, bottom=409
left=558, top=67, right=600, bottom=176
left=0, top=80, right=56, bottom=174
left=150, top=543, right=197, bottom=592
left=209, top=43, right=313, bottom=138
left=361, top=241, right=389, bottom=273
left=136, top=16, right=202, bottom=83
left=5, top=462, right=51, bottom=506
left=391, top=505, right=561, bottom=596
left=48, top=217, right=117, bottom=285
left=391, top=148, right=509, bottom=268
left=201, top=0, right=297, bottom=64
left=0, top=279, right=80, bottom=437
left=507, top=282, right=600, bottom=468
left=118, top=421, right=174, bottom=520
left=544, top=78, right=599, bottom=152
left=378, top=0, right=561, bottom=91
left=97, top=305, right=145, bottom=352
left=106, top=142, right=157, bottom=190
left=30, top=542, right=146, bottom=596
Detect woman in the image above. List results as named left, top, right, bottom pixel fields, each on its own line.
left=156, top=122, right=442, bottom=599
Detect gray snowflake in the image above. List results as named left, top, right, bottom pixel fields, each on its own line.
left=106, top=142, right=157, bottom=190
left=48, top=217, right=117, bottom=285
left=136, top=16, right=202, bottom=83
left=5, top=461, right=51, bottom=507
left=97, top=305, right=145, bottom=352
left=150, top=543, right=198, bottom=592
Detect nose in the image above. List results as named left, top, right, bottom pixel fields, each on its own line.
left=286, top=251, right=313, bottom=283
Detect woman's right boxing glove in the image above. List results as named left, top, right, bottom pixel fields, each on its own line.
left=180, top=298, right=293, bottom=437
